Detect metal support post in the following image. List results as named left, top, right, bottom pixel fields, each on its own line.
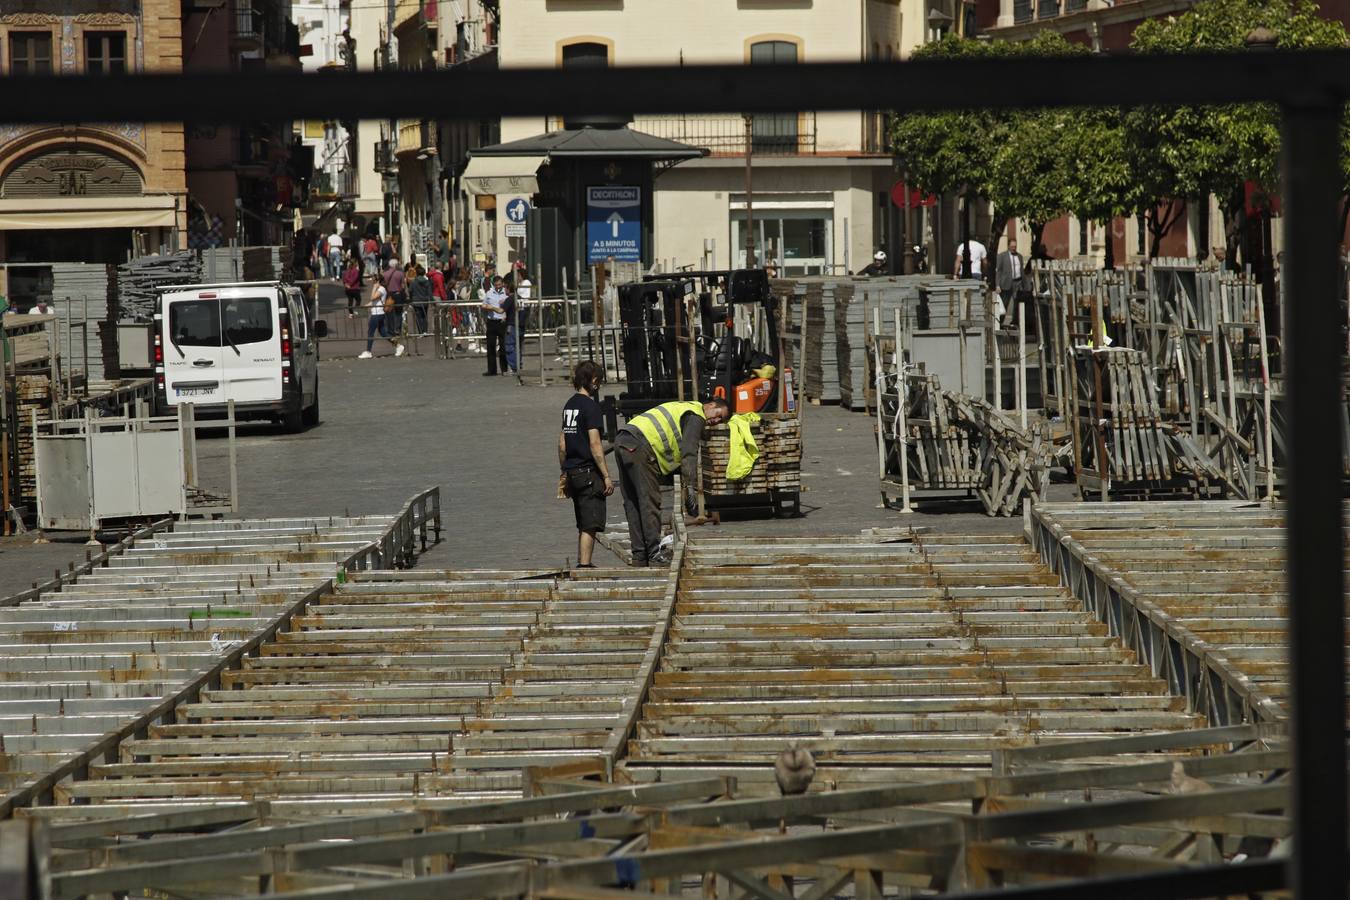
left=895, top=306, right=912, bottom=513
left=1281, top=100, right=1345, bottom=900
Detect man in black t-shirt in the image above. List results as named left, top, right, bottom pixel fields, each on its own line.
left=558, top=360, right=614, bottom=568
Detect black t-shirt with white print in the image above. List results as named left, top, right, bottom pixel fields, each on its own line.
left=561, top=393, right=603, bottom=470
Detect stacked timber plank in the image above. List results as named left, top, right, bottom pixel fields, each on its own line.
left=12, top=374, right=51, bottom=506
left=778, top=275, right=985, bottom=408
left=200, top=246, right=294, bottom=283
left=117, top=252, right=201, bottom=323
left=622, top=533, right=1201, bottom=793
left=0, top=515, right=394, bottom=801
left=879, top=373, right=1051, bottom=515
left=49, top=263, right=113, bottom=380
left=699, top=413, right=802, bottom=497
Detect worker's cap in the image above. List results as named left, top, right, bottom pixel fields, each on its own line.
left=874, top=250, right=887, bottom=261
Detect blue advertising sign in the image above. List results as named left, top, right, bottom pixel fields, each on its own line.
left=504, top=198, right=530, bottom=223
left=586, top=186, right=641, bottom=263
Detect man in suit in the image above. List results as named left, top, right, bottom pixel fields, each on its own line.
left=995, top=236, right=1030, bottom=324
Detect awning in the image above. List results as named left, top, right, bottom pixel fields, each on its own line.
left=0, top=196, right=177, bottom=230
left=461, top=154, right=546, bottom=196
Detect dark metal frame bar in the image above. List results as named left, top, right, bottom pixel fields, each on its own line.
left=1026, top=505, right=1286, bottom=726
left=0, top=51, right=1344, bottom=895
left=0, top=52, right=1345, bottom=121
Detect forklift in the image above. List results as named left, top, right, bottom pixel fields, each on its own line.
left=598, top=267, right=786, bottom=439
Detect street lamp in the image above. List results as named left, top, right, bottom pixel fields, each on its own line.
left=927, top=7, right=954, bottom=42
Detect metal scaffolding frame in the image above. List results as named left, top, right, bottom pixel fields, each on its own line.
left=0, top=50, right=1345, bottom=895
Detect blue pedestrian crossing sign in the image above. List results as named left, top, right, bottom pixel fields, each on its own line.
left=586, top=185, right=641, bottom=263
left=505, top=198, right=530, bottom=223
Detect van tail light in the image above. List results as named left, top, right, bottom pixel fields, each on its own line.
left=280, top=313, right=292, bottom=383
left=153, top=314, right=164, bottom=391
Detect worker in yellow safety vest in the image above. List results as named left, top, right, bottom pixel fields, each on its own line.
left=615, top=397, right=730, bottom=566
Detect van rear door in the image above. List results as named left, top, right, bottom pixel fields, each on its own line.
left=219, top=292, right=283, bottom=403
left=163, top=295, right=224, bottom=406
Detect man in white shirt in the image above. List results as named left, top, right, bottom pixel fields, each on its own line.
left=327, top=232, right=344, bottom=280
left=953, top=238, right=988, bottom=279
left=480, top=275, right=510, bottom=376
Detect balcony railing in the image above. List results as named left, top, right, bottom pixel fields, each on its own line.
left=337, top=167, right=359, bottom=199
left=628, top=112, right=818, bottom=156
left=396, top=119, right=435, bottom=156
left=232, top=3, right=263, bottom=48
left=374, top=139, right=396, bottom=174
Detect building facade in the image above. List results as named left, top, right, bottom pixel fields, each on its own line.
left=345, top=0, right=392, bottom=240
left=0, top=0, right=188, bottom=267
left=182, top=0, right=304, bottom=249
left=495, top=0, right=917, bottom=277
left=295, top=0, right=350, bottom=202
left=382, top=0, right=497, bottom=263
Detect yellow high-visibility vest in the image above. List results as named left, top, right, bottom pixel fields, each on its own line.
left=627, top=400, right=705, bottom=476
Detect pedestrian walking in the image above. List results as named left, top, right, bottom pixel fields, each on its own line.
left=615, top=398, right=730, bottom=566
left=384, top=258, right=406, bottom=338
left=409, top=264, right=433, bottom=336
left=433, top=230, right=451, bottom=270
left=952, top=237, right=988, bottom=279
left=429, top=264, right=447, bottom=303
left=506, top=264, right=531, bottom=374
left=481, top=275, right=509, bottom=376
left=327, top=231, right=344, bottom=279
left=342, top=257, right=363, bottom=316
left=995, top=236, right=1029, bottom=324
left=558, top=359, right=614, bottom=568
left=359, top=272, right=404, bottom=358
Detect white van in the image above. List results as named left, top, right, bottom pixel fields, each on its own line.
left=154, top=282, right=322, bottom=431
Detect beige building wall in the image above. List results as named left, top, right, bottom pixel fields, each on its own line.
left=491, top=0, right=916, bottom=276
left=349, top=3, right=388, bottom=224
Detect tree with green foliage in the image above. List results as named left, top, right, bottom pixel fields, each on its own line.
left=1129, top=0, right=1348, bottom=264
left=890, top=32, right=1089, bottom=264
left=986, top=108, right=1077, bottom=259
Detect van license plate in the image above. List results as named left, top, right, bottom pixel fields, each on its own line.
left=176, top=387, right=213, bottom=397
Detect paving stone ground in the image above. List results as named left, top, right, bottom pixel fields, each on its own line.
left=1, top=282, right=1075, bottom=594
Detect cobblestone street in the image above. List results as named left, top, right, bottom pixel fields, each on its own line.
left=0, top=334, right=1069, bottom=597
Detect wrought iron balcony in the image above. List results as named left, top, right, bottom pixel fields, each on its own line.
left=628, top=112, right=819, bottom=156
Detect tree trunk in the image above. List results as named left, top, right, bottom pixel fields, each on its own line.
left=1030, top=221, right=1047, bottom=260
left=1340, top=193, right=1350, bottom=248
left=1104, top=222, right=1116, bottom=271
left=1220, top=184, right=1245, bottom=273
left=1147, top=201, right=1182, bottom=260
left=988, top=212, right=1009, bottom=262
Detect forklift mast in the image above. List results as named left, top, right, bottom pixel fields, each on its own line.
left=600, top=268, right=780, bottom=440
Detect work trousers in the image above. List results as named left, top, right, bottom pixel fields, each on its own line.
left=485, top=319, right=508, bottom=374
left=616, top=437, right=664, bottom=565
